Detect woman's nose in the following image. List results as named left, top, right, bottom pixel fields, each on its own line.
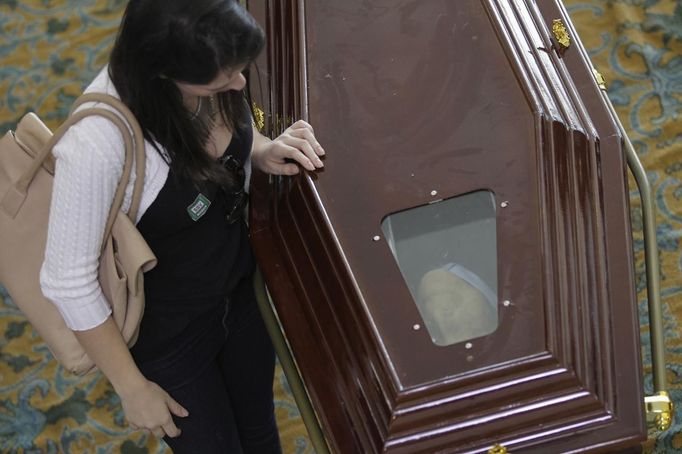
left=230, top=73, right=247, bottom=91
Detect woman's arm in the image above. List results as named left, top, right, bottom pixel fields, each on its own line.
left=41, top=115, right=186, bottom=438
left=250, top=121, right=325, bottom=175
left=40, top=116, right=125, bottom=330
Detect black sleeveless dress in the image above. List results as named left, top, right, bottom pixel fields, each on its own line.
left=129, top=125, right=255, bottom=387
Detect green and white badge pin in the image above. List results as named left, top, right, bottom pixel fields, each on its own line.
left=187, top=193, right=211, bottom=221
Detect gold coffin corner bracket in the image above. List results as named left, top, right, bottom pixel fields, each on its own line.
left=488, top=444, right=508, bottom=454
left=646, top=391, right=674, bottom=432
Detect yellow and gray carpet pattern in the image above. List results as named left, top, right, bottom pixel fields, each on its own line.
left=0, top=0, right=680, bottom=452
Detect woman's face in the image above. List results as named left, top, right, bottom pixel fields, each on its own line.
left=174, top=65, right=247, bottom=98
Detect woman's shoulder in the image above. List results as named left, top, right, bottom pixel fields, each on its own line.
left=84, top=65, right=116, bottom=96
left=54, top=67, right=153, bottom=161
left=51, top=66, right=122, bottom=154
left=74, top=66, right=127, bottom=127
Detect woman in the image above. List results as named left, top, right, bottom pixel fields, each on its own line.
left=39, top=0, right=324, bottom=452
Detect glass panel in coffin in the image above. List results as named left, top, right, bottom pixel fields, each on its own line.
left=381, top=190, right=498, bottom=346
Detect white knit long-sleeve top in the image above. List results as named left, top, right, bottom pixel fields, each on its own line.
left=40, top=67, right=170, bottom=331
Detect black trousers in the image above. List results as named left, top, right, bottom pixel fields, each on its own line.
left=134, top=277, right=281, bottom=454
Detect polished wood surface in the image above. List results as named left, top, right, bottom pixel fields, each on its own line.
left=248, top=1, right=646, bottom=452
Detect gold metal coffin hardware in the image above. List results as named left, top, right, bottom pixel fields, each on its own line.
left=552, top=18, right=571, bottom=50
left=592, top=69, right=607, bottom=91
left=488, top=444, right=508, bottom=454
left=252, top=102, right=266, bottom=132
left=646, top=391, right=673, bottom=432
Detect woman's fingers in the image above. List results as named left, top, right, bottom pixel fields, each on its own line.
left=289, top=119, right=315, bottom=134
left=167, top=396, right=189, bottom=418
left=288, top=124, right=325, bottom=155
left=278, top=144, right=317, bottom=171
left=280, top=137, right=323, bottom=169
left=120, top=380, right=187, bottom=440
left=261, top=119, right=326, bottom=176
left=162, top=419, right=182, bottom=438
left=161, top=396, right=186, bottom=438
left=135, top=421, right=181, bottom=439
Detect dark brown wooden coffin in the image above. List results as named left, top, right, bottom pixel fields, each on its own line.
left=246, top=0, right=646, bottom=452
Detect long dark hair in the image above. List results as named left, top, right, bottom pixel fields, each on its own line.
left=109, top=0, right=264, bottom=186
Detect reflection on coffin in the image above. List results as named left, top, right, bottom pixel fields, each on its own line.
left=247, top=0, right=646, bottom=452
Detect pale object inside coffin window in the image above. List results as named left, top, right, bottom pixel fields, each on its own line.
left=381, top=190, right=498, bottom=346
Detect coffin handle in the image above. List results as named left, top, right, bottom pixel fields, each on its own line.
left=593, top=69, right=673, bottom=432
left=253, top=269, right=332, bottom=453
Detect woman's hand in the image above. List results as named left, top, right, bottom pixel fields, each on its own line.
left=252, top=120, right=325, bottom=175
left=71, top=317, right=188, bottom=439
left=119, top=379, right=189, bottom=438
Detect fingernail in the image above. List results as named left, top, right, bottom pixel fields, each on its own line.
left=316, top=159, right=323, bottom=166
left=318, top=147, right=325, bottom=155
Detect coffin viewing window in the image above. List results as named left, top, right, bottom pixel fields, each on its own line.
left=381, top=190, right=499, bottom=346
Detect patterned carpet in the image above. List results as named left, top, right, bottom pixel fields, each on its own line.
left=0, top=0, right=680, bottom=453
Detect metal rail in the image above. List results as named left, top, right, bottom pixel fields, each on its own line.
left=593, top=69, right=672, bottom=432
